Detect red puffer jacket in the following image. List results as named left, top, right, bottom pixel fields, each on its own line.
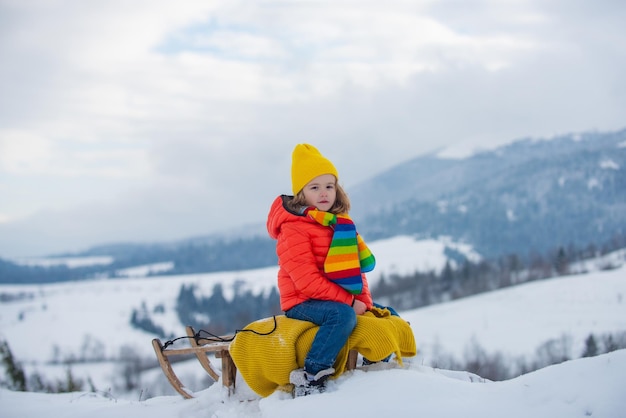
left=266, top=195, right=373, bottom=312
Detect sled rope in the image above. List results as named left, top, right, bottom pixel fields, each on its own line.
left=159, top=315, right=278, bottom=350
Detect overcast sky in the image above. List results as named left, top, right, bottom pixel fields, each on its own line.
left=1, top=0, right=625, bottom=258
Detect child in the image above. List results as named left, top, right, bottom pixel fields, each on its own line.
left=266, top=143, right=377, bottom=395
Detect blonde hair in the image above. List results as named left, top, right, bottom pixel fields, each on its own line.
left=288, top=182, right=351, bottom=214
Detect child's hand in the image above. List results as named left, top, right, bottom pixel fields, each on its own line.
left=353, top=299, right=367, bottom=315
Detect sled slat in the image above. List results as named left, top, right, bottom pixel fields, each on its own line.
left=160, top=343, right=230, bottom=356
left=185, top=326, right=223, bottom=382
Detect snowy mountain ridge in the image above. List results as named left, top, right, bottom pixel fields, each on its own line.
left=349, top=128, right=626, bottom=257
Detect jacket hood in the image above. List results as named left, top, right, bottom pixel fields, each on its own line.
left=267, top=195, right=306, bottom=240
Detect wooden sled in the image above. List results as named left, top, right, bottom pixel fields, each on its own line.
left=152, top=326, right=236, bottom=398
left=153, top=325, right=359, bottom=398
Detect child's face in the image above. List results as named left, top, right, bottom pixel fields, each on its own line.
left=302, top=174, right=337, bottom=212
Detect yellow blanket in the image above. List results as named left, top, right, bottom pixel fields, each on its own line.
left=229, top=307, right=417, bottom=397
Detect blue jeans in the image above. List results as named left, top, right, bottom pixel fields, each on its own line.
left=285, top=299, right=357, bottom=375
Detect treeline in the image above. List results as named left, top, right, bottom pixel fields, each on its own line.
left=361, top=192, right=626, bottom=260
left=164, top=238, right=277, bottom=275
left=0, top=340, right=89, bottom=393
left=0, top=258, right=105, bottom=284
left=174, top=282, right=282, bottom=335
left=1, top=338, right=154, bottom=396
left=371, top=234, right=626, bottom=312
left=130, top=302, right=172, bottom=340
left=130, top=281, right=282, bottom=338
left=432, top=331, right=626, bottom=382
left=0, top=236, right=278, bottom=284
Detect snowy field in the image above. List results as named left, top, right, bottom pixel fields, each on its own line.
left=0, top=236, right=474, bottom=363
left=1, top=235, right=625, bottom=417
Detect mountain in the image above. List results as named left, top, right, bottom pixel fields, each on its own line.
left=349, top=128, right=626, bottom=257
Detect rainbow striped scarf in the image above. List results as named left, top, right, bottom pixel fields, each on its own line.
left=305, top=208, right=376, bottom=294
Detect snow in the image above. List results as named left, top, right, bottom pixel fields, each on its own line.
left=1, top=235, right=625, bottom=417
left=587, top=177, right=601, bottom=190
left=0, top=236, right=476, bottom=363
left=600, top=159, right=620, bottom=170
left=366, top=235, right=480, bottom=278
left=506, top=208, right=517, bottom=221
left=436, top=140, right=503, bottom=159
left=115, top=262, right=175, bottom=277
left=409, top=267, right=626, bottom=361
left=1, top=351, right=624, bottom=418
left=12, top=256, right=114, bottom=268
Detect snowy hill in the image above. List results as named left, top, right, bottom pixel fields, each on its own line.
left=411, top=267, right=626, bottom=365
left=0, top=236, right=477, bottom=363
left=1, top=236, right=625, bottom=416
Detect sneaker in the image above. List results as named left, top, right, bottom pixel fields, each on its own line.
left=362, top=354, right=392, bottom=366
left=290, top=367, right=334, bottom=397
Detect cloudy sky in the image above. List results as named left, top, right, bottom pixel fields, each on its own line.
left=1, top=0, right=625, bottom=258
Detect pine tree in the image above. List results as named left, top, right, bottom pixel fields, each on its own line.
left=554, top=247, right=569, bottom=275
left=582, top=334, right=598, bottom=357
left=0, top=340, right=27, bottom=391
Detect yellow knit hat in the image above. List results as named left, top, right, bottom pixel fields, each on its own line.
left=291, top=144, right=339, bottom=195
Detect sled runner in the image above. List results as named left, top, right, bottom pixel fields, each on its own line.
left=152, top=325, right=360, bottom=398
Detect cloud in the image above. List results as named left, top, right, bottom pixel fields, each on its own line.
left=0, top=130, right=151, bottom=178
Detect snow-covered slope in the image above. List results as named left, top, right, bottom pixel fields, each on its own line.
left=1, top=350, right=624, bottom=418
left=406, top=265, right=626, bottom=362
left=3, top=242, right=622, bottom=369
left=0, top=236, right=473, bottom=360
left=1, top=236, right=625, bottom=417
